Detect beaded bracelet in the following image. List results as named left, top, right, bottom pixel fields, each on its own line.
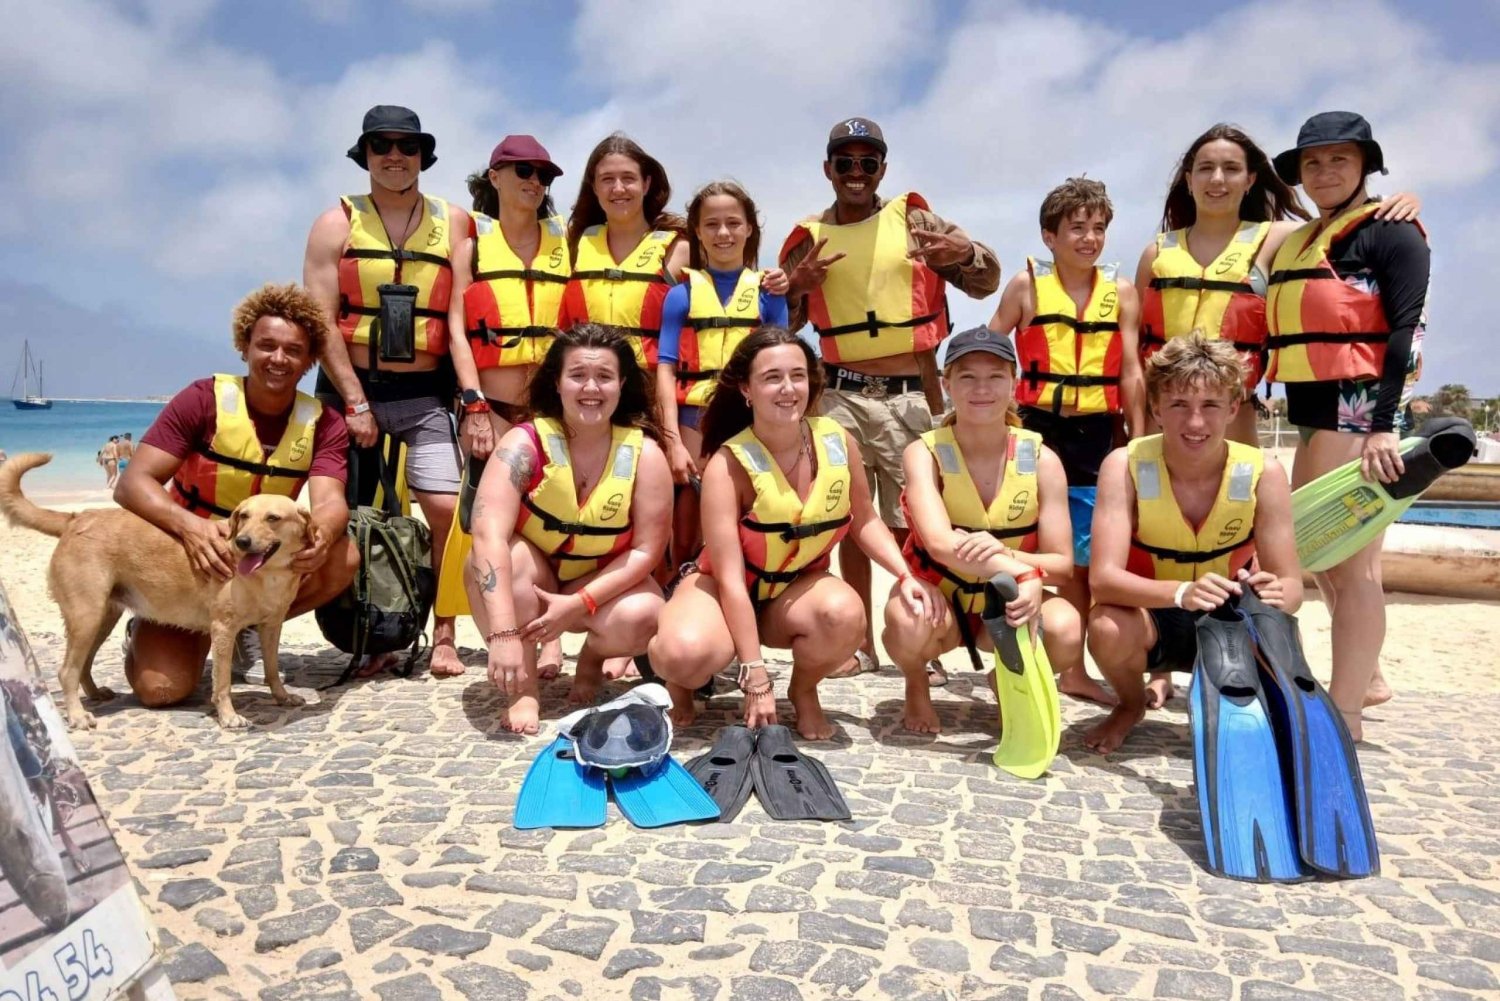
left=738, top=659, right=773, bottom=698
left=485, top=627, right=522, bottom=644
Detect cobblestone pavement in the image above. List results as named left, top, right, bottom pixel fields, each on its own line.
left=22, top=629, right=1500, bottom=1001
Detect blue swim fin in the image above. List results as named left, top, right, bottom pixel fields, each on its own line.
left=1240, top=591, right=1379, bottom=878
left=611, top=755, right=721, bottom=828
left=514, top=737, right=607, bottom=830
left=1190, top=607, right=1308, bottom=883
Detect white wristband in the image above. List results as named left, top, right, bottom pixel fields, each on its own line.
left=1173, top=582, right=1191, bottom=610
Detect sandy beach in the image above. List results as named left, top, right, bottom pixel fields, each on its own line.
left=2, top=497, right=1499, bottom=998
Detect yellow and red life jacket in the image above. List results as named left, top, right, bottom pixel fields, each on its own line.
left=563, top=225, right=677, bottom=368
left=515, top=416, right=643, bottom=582
left=1141, top=221, right=1270, bottom=389
left=1266, top=201, right=1422, bottom=383
left=464, top=214, right=570, bottom=369
left=337, top=194, right=454, bottom=355
left=787, top=193, right=948, bottom=363
left=1014, top=257, right=1123, bottom=414
left=674, top=267, right=763, bottom=407
left=902, top=426, right=1042, bottom=614
left=1125, top=434, right=1261, bottom=582
left=721, top=416, right=852, bottom=603
left=170, top=374, right=321, bottom=521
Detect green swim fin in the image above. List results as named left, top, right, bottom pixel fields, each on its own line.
left=514, top=737, right=607, bottom=830
left=983, top=573, right=1061, bottom=780
left=1292, top=418, right=1475, bottom=572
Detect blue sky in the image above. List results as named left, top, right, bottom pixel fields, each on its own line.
left=2, top=0, right=1498, bottom=398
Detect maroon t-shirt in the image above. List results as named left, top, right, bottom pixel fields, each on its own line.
left=142, top=378, right=349, bottom=484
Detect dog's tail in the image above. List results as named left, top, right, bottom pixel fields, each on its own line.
left=0, top=453, right=73, bottom=538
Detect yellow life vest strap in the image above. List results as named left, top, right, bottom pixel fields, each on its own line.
left=739, top=512, right=852, bottom=542
left=817, top=308, right=943, bottom=339
left=519, top=494, right=631, bottom=537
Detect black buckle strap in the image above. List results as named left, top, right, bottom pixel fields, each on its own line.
left=171, top=479, right=234, bottom=519
left=951, top=520, right=1039, bottom=542
left=687, top=316, right=758, bottom=331
left=1267, top=267, right=1335, bottom=285
left=740, top=513, right=852, bottom=542
left=1029, top=313, right=1121, bottom=334
left=817, top=309, right=941, bottom=339
left=338, top=294, right=445, bottom=320
left=1141, top=331, right=1263, bottom=353
left=197, top=445, right=306, bottom=480
left=469, top=322, right=554, bottom=349
left=473, top=268, right=569, bottom=285
left=1132, top=531, right=1253, bottom=565
left=342, top=247, right=452, bottom=269
left=1266, top=331, right=1390, bottom=349
left=522, top=495, right=630, bottom=537
left=1021, top=361, right=1121, bottom=389
left=1149, top=276, right=1249, bottom=294
left=571, top=268, right=668, bottom=284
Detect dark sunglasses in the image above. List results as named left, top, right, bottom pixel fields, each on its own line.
left=832, top=155, right=883, bottom=176
left=367, top=135, right=423, bottom=156
left=511, top=162, right=559, bottom=185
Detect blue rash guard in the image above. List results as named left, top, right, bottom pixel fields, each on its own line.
left=657, top=267, right=789, bottom=365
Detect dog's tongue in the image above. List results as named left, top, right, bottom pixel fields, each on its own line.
left=237, top=552, right=270, bottom=576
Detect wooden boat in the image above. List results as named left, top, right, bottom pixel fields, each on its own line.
left=1305, top=524, right=1500, bottom=600
left=1425, top=463, right=1500, bottom=503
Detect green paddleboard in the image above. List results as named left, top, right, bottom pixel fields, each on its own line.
left=1292, top=418, right=1476, bottom=572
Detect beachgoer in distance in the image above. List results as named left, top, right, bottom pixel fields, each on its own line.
left=1265, top=112, right=1430, bottom=740
left=1084, top=334, right=1303, bottom=754
left=647, top=328, right=944, bottom=740
left=302, top=105, right=470, bottom=677
left=114, top=284, right=357, bottom=708
left=102, top=437, right=119, bottom=488
left=780, top=117, right=1000, bottom=684
left=986, top=178, right=1141, bottom=706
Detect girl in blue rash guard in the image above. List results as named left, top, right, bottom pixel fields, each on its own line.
left=657, top=181, right=789, bottom=564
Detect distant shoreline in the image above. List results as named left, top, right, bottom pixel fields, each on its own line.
left=3, top=397, right=170, bottom=404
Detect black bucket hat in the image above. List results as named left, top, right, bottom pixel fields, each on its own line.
left=1273, top=111, right=1386, bottom=185
left=347, top=105, right=437, bottom=171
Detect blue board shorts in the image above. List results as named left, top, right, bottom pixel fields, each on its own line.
left=1067, top=486, right=1096, bottom=567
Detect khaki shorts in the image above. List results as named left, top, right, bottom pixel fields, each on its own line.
left=821, top=387, right=933, bottom=527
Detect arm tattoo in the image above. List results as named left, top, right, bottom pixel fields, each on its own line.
left=494, top=444, right=535, bottom=492
left=475, top=559, right=500, bottom=594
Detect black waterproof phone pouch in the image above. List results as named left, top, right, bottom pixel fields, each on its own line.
left=374, top=283, right=419, bottom=363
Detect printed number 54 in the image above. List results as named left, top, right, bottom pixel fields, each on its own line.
left=53, top=929, right=114, bottom=1001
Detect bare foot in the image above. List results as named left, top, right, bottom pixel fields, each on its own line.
left=788, top=675, right=836, bottom=741
left=601, top=655, right=636, bottom=681
left=568, top=652, right=604, bottom=706
left=1144, top=672, right=1175, bottom=710
left=355, top=652, right=401, bottom=679
left=503, top=695, right=541, bottom=734
left=429, top=638, right=465, bottom=678
left=1363, top=676, right=1393, bottom=708
left=536, top=639, right=563, bottom=681
left=1058, top=667, right=1118, bottom=707
left=1082, top=704, right=1146, bottom=755
left=902, top=677, right=942, bottom=734
left=667, top=683, right=698, bottom=728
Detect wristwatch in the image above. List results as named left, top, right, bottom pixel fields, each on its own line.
left=459, top=388, right=491, bottom=415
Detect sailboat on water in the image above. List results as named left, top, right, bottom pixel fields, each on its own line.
left=10, top=340, right=52, bottom=410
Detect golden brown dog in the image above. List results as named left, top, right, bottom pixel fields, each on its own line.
left=0, top=452, right=311, bottom=730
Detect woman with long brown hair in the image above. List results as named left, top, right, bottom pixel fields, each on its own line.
left=464, top=325, right=671, bottom=735
left=558, top=134, right=688, bottom=369
left=646, top=327, right=942, bottom=740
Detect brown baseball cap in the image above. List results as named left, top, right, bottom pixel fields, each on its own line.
left=488, top=134, right=563, bottom=177
left=826, top=117, right=887, bottom=157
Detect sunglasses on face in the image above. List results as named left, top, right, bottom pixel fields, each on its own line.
left=832, top=155, right=883, bottom=176
left=367, top=136, right=423, bottom=157
left=511, top=162, right=559, bottom=185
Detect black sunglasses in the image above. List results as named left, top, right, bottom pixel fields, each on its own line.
left=368, top=135, right=423, bottom=156
left=511, top=162, right=559, bottom=185
left=832, top=155, right=883, bottom=176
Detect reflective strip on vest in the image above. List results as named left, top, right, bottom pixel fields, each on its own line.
left=515, top=416, right=642, bottom=581
left=1126, top=434, right=1261, bottom=581
left=1014, top=258, right=1123, bottom=414
left=902, top=427, right=1043, bottom=613
left=1142, top=220, right=1270, bottom=388
left=337, top=194, right=454, bottom=355
left=566, top=225, right=676, bottom=368
left=726, top=415, right=852, bottom=603
left=1265, top=201, right=1411, bottom=383
left=796, top=192, right=948, bottom=363
left=464, top=214, right=570, bottom=369
left=169, top=374, right=319, bottom=521
left=676, top=267, right=763, bottom=407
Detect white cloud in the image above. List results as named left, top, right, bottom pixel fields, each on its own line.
left=4, top=0, right=1500, bottom=394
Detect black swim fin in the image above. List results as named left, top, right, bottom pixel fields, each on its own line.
left=749, top=725, right=851, bottom=822
left=685, top=726, right=757, bottom=822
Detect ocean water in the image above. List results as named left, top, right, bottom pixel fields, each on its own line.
left=0, top=400, right=165, bottom=497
